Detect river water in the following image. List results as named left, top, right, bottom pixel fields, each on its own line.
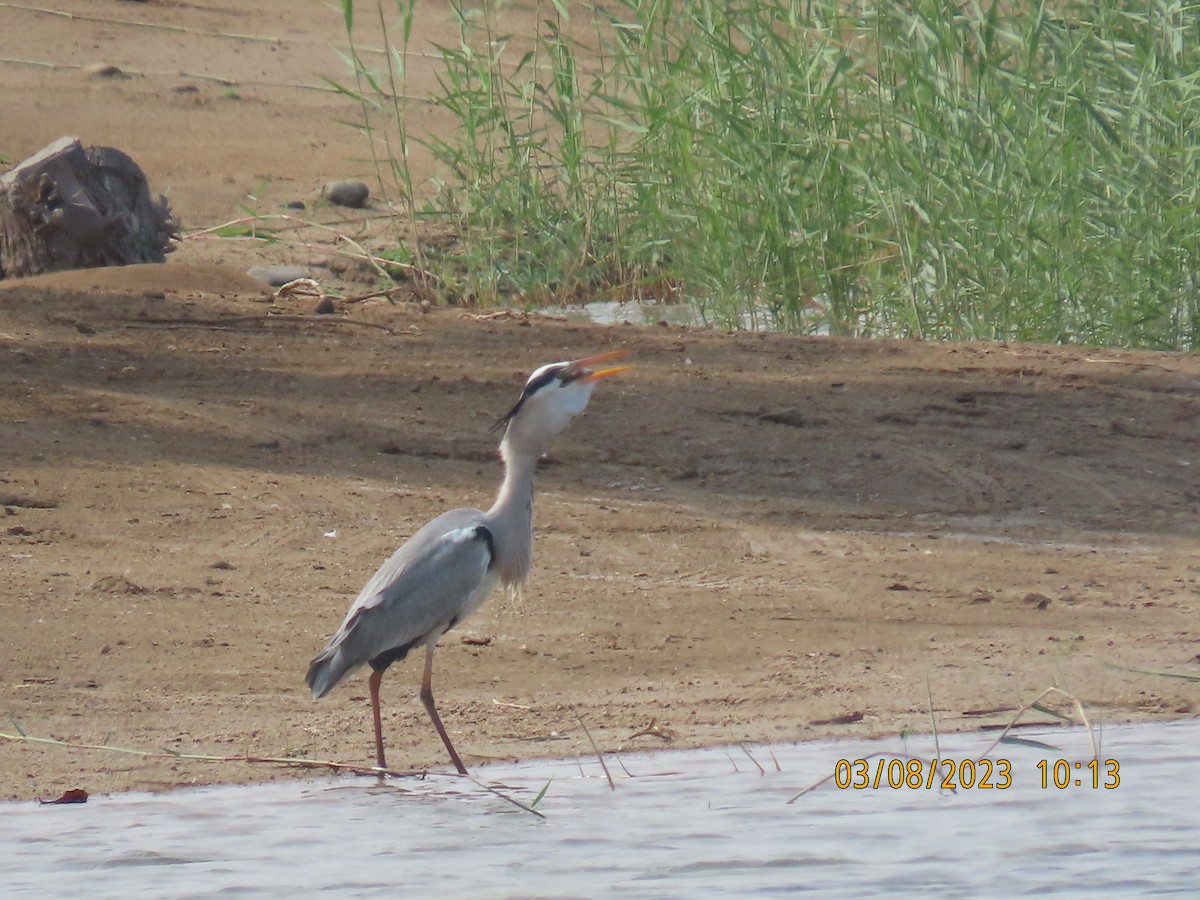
left=3, top=719, right=1197, bottom=897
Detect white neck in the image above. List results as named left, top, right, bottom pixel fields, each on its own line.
left=484, top=437, right=539, bottom=587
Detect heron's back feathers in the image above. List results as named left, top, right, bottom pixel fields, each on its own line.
left=306, top=508, right=498, bottom=699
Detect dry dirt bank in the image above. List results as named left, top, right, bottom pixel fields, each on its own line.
left=1, top=0, right=1197, bottom=799
left=1, top=266, right=1198, bottom=797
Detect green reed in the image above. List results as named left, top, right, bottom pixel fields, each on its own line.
left=339, top=0, right=1200, bottom=347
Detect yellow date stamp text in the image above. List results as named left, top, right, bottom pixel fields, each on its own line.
left=833, top=757, right=1123, bottom=791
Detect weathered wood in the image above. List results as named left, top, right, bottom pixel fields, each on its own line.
left=0, top=136, right=177, bottom=281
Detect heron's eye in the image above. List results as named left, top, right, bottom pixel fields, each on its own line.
left=558, top=369, right=584, bottom=385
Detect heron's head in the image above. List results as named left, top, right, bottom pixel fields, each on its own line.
left=492, top=349, right=631, bottom=450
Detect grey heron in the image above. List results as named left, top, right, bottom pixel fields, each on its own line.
left=305, top=349, right=630, bottom=773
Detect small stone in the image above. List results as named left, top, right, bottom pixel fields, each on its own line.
left=322, top=180, right=369, bottom=208
left=247, top=265, right=310, bottom=287
left=286, top=200, right=306, bottom=210
left=82, top=63, right=127, bottom=80
left=1024, top=592, right=1052, bottom=610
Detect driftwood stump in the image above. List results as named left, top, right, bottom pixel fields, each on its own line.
left=0, top=136, right=178, bottom=281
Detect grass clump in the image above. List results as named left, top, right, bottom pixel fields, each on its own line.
left=339, top=0, right=1200, bottom=348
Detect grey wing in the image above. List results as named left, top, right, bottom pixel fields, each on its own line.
left=306, top=508, right=498, bottom=698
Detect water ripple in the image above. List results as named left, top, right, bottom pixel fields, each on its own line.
left=1, top=721, right=1197, bottom=897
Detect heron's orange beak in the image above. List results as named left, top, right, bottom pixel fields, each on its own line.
left=574, top=348, right=632, bottom=383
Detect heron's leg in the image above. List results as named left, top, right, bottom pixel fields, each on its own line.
left=420, top=643, right=468, bottom=775
left=368, top=667, right=388, bottom=770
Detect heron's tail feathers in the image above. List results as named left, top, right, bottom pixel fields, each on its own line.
left=306, top=644, right=353, bottom=699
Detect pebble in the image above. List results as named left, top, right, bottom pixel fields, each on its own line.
left=246, top=264, right=310, bottom=287
left=322, top=180, right=369, bottom=208
left=82, top=63, right=127, bottom=79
